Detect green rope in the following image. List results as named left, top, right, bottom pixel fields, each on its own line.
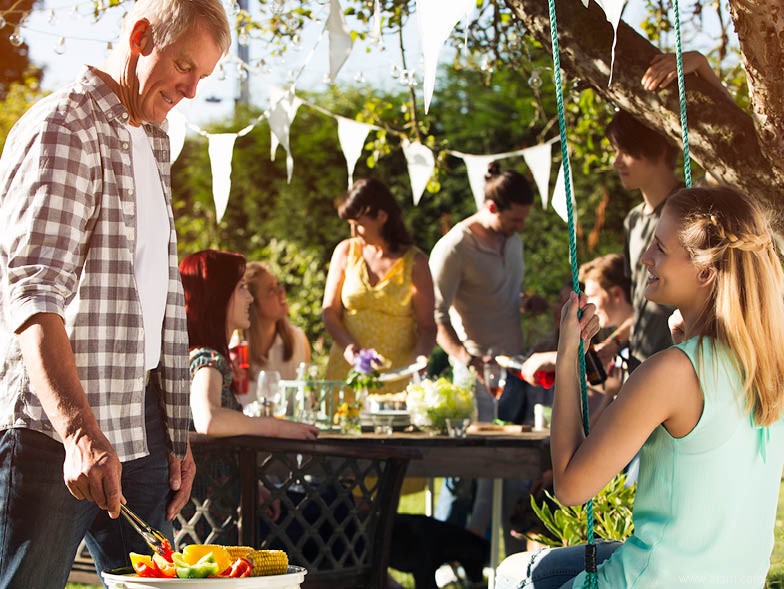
left=545, top=0, right=597, bottom=586
left=672, top=0, right=692, bottom=187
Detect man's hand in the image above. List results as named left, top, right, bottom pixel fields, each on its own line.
left=63, top=428, right=123, bottom=518
left=165, top=442, right=196, bottom=520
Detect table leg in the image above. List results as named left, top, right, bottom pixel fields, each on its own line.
left=488, top=478, right=503, bottom=589
left=425, top=478, right=435, bottom=517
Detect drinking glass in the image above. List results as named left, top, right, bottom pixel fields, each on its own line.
left=257, top=370, right=282, bottom=417
left=483, top=362, right=507, bottom=421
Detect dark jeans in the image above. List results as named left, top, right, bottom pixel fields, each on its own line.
left=0, top=380, right=173, bottom=589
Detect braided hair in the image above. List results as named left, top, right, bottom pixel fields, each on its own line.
left=666, top=186, right=784, bottom=426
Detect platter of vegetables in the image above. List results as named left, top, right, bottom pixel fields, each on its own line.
left=102, top=545, right=306, bottom=588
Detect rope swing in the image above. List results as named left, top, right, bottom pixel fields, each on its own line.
left=544, top=0, right=692, bottom=586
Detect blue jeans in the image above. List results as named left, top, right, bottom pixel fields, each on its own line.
left=496, top=542, right=621, bottom=589
left=0, top=380, right=173, bottom=589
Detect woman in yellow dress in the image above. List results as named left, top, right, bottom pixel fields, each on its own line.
left=323, top=178, right=436, bottom=396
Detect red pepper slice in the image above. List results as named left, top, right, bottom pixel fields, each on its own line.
left=222, top=557, right=252, bottom=578
left=159, top=538, right=174, bottom=562
left=134, top=562, right=163, bottom=578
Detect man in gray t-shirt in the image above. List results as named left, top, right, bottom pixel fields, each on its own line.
left=430, top=164, right=536, bottom=554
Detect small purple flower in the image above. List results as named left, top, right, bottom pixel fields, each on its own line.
left=354, top=348, right=381, bottom=374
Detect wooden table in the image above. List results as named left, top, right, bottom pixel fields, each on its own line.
left=318, top=430, right=551, bottom=589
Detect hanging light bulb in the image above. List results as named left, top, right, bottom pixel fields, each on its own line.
left=48, top=9, right=57, bottom=24
left=238, top=28, right=249, bottom=46
left=390, top=64, right=400, bottom=79
left=54, top=36, right=66, bottom=55
left=480, top=55, right=494, bottom=73
left=507, top=31, right=520, bottom=50
left=9, top=27, right=23, bottom=47
left=216, top=63, right=226, bottom=81
left=0, top=16, right=6, bottom=30
left=528, top=69, right=543, bottom=90
left=228, top=1, right=240, bottom=16
left=354, top=71, right=366, bottom=84
left=105, top=41, right=113, bottom=56
left=237, top=64, right=248, bottom=81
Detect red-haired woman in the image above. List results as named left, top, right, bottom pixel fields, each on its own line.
left=179, top=249, right=318, bottom=440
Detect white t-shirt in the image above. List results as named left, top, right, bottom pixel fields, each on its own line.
left=127, top=124, right=169, bottom=370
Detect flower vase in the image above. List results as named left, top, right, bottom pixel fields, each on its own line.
left=340, top=414, right=362, bottom=436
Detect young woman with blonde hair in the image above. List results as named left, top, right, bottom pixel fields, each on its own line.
left=244, top=261, right=311, bottom=381
left=500, top=186, right=784, bottom=588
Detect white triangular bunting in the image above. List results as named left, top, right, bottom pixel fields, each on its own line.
left=207, top=133, right=238, bottom=223
left=551, top=162, right=577, bottom=223
left=268, top=86, right=302, bottom=183
left=460, top=154, right=496, bottom=210
left=166, top=109, right=187, bottom=163
left=522, top=143, right=553, bottom=209
left=337, top=117, right=373, bottom=187
left=593, top=0, right=625, bottom=84
left=416, top=0, right=475, bottom=114
left=401, top=140, right=435, bottom=205
left=326, top=0, right=354, bottom=82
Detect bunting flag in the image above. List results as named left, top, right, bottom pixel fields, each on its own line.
left=590, top=0, right=625, bottom=84
left=401, top=140, right=435, bottom=205
left=416, top=0, right=475, bottom=114
left=325, top=0, right=354, bottom=83
left=551, top=161, right=577, bottom=224
left=460, top=154, right=497, bottom=210
left=337, top=116, right=373, bottom=187
left=268, top=86, right=302, bottom=183
left=370, top=0, right=382, bottom=45
left=167, top=109, right=187, bottom=163
left=207, top=133, right=238, bottom=223
left=522, top=142, right=553, bottom=209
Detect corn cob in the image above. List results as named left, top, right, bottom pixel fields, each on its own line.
left=225, top=545, right=255, bottom=560
left=247, top=549, right=288, bottom=576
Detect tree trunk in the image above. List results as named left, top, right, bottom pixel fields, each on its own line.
left=728, top=0, right=784, bottom=177
left=503, top=0, right=784, bottom=231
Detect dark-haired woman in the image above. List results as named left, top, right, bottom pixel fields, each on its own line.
left=179, top=249, right=318, bottom=440
left=323, top=178, right=436, bottom=394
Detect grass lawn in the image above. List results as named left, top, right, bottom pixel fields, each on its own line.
left=66, top=475, right=784, bottom=589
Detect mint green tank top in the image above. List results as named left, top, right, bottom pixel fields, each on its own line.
left=573, top=336, right=784, bottom=588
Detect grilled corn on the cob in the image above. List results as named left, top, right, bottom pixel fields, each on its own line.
left=247, top=549, right=288, bottom=576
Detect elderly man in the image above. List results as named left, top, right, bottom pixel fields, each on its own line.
left=0, top=1, right=230, bottom=586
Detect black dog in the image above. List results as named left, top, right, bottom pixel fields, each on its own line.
left=388, top=514, right=489, bottom=589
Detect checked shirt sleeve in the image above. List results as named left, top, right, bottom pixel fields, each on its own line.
left=1, top=116, right=100, bottom=332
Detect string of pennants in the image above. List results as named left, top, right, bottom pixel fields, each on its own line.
left=163, top=0, right=623, bottom=222
left=167, top=95, right=575, bottom=224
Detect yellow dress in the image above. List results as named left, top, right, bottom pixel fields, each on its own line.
left=326, top=238, right=418, bottom=396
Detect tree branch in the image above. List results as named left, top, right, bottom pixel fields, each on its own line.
left=503, top=0, right=784, bottom=232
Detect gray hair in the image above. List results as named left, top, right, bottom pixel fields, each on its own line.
left=123, top=0, right=232, bottom=55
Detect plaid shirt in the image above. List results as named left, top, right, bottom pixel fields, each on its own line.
left=0, top=67, right=189, bottom=461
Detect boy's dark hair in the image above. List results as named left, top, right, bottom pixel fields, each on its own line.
left=605, top=110, right=679, bottom=169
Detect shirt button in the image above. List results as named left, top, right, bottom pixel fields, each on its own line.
left=128, top=188, right=135, bottom=196
left=122, top=142, right=129, bottom=150
left=122, top=112, right=129, bottom=119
